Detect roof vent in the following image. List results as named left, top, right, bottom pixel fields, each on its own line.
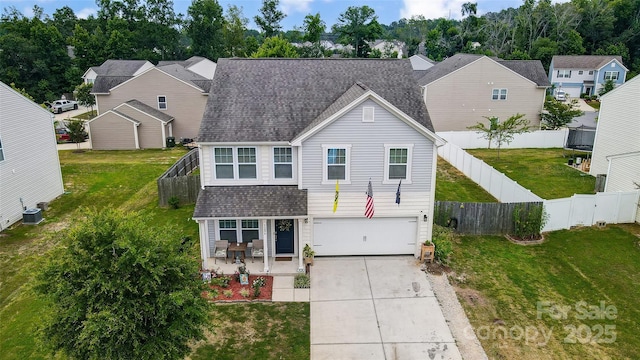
left=362, top=107, right=374, bottom=122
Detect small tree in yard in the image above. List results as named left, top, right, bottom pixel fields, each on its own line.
left=467, top=114, right=531, bottom=158
left=66, top=119, right=86, bottom=152
left=35, top=209, right=209, bottom=360
left=74, top=82, right=96, bottom=114
left=598, top=79, right=616, bottom=96
left=541, top=98, right=584, bottom=129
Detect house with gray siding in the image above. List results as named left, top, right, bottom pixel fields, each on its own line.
left=0, top=81, right=64, bottom=230
left=88, top=57, right=214, bottom=150
left=589, top=75, right=640, bottom=223
left=193, top=58, right=444, bottom=272
left=549, top=55, right=627, bottom=98
left=416, top=54, right=550, bottom=132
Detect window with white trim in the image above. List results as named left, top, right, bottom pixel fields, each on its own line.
left=322, top=145, right=351, bottom=183
left=237, top=147, right=257, bottom=179
left=327, top=148, right=346, bottom=180
left=213, top=147, right=258, bottom=180
left=604, top=71, right=619, bottom=81
left=578, top=70, right=583, bottom=75
left=557, top=70, right=571, bottom=78
left=589, top=70, right=594, bottom=75
left=273, top=147, right=293, bottom=179
left=157, top=96, right=167, bottom=110
left=384, top=145, right=413, bottom=183
left=241, top=220, right=259, bottom=243
left=219, top=220, right=237, bottom=242
left=214, top=147, right=234, bottom=179
left=0, top=137, right=4, bottom=161
left=491, top=88, right=507, bottom=100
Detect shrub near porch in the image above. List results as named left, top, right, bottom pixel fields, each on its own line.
left=467, top=148, right=596, bottom=199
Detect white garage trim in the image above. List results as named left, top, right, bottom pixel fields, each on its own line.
left=312, top=217, right=418, bottom=256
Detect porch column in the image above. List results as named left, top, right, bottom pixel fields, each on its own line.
left=297, top=219, right=304, bottom=272
left=262, top=219, right=269, bottom=272
left=198, top=220, right=208, bottom=269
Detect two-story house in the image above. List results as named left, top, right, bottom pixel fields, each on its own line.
left=87, top=57, right=214, bottom=150
left=193, top=59, right=444, bottom=272
left=0, top=81, right=64, bottom=230
left=549, top=55, right=627, bottom=98
left=416, top=54, right=550, bottom=132
left=82, top=59, right=154, bottom=85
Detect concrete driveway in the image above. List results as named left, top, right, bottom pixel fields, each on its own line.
left=310, top=256, right=462, bottom=360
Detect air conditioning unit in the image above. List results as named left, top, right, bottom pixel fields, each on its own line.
left=22, top=208, right=43, bottom=225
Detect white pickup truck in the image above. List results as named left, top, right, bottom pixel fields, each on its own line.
left=47, top=99, right=78, bottom=114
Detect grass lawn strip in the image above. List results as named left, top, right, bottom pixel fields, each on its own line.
left=450, top=225, right=640, bottom=359
left=466, top=148, right=596, bottom=199
left=436, top=157, right=497, bottom=203
left=0, top=149, right=310, bottom=360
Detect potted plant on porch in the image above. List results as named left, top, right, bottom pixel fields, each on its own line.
left=303, top=244, right=315, bottom=266
left=421, top=240, right=435, bottom=263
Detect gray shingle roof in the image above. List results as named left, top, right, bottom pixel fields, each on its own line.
left=91, top=76, right=133, bottom=93
left=95, top=60, right=150, bottom=76
left=199, top=58, right=433, bottom=142
left=497, top=60, right=550, bottom=86
left=124, top=100, right=174, bottom=122
left=416, top=54, right=549, bottom=87
left=415, top=54, right=436, bottom=64
left=156, top=64, right=212, bottom=92
left=111, top=110, right=140, bottom=124
left=552, top=55, right=624, bottom=69
left=193, top=186, right=308, bottom=218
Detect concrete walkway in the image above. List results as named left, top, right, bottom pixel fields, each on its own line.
left=310, top=256, right=462, bottom=360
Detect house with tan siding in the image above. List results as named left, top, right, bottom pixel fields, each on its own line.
left=193, top=58, right=444, bottom=272
left=0, top=81, right=64, bottom=230
left=89, top=57, right=213, bottom=150
left=589, top=76, right=640, bottom=222
left=416, top=54, right=550, bottom=132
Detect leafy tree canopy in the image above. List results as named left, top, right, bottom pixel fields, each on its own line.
left=332, top=6, right=383, bottom=58
left=251, top=35, right=299, bottom=58
left=254, top=0, right=285, bottom=37
left=541, top=98, right=584, bottom=129
left=35, top=209, right=209, bottom=360
left=468, top=114, right=531, bottom=158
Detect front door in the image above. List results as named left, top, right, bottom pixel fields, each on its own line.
left=275, top=219, right=295, bottom=254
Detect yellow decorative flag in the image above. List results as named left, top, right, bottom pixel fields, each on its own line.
left=333, top=179, right=339, bottom=213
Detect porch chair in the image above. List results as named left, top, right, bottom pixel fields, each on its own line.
left=251, top=239, right=264, bottom=263
left=214, top=240, right=229, bottom=264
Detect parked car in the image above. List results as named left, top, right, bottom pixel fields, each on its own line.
left=55, top=128, right=70, bottom=143
left=47, top=99, right=78, bottom=114
left=554, top=90, right=567, bottom=101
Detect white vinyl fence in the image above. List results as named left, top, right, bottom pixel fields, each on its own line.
left=437, top=129, right=569, bottom=149
left=438, top=141, right=640, bottom=232
left=438, top=141, right=543, bottom=203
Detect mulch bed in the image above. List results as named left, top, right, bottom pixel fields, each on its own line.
left=202, top=275, right=273, bottom=302
left=425, top=262, right=452, bottom=275
left=505, top=234, right=545, bottom=245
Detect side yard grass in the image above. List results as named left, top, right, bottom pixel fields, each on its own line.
left=436, top=157, right=497, bottom=202
left=450, top=224, right=640, bottom=359
left=0, top=149, right=310, bottom=360
left=466, top=148, right=596, bottom=199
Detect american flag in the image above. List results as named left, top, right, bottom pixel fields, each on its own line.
left=365, top=180, right=374, bottom=219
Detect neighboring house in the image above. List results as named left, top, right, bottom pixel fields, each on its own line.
left=88, top=57, right=214, bottom=150
left=0, top=81, right=64, bottom=230
left=369, top=40, right=405, bottom=58
left=416, top=54, right=550, bottom=131
left=410, top=54, right=436, bottom=71
left=82, top=60, right=153, bottom=85
left=549, top=55, right=627, bottom=98
left=589, top=75, right=640, bottom=222
left=193, top=58, right=444, bottom=271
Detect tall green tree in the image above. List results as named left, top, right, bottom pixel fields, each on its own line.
left=223, top=5, right=249, bottom=57
left=303, top=13, right=325, bottom=43
left=251, top=35, right=299, bottom=58
left=541, top=98, right=584, bottom=129
left=35, top=209, right=209, bottom=360
left=75, top=82, right=96, bottom=113
left=186, top=0, right=225, bottom=61
left=332, top=6, right=383, bottom=58
left=254, top=0, right=285, bottom=37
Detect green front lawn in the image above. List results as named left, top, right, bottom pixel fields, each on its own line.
left=436, top=157, right=497, bottom=202
left=467, top=148, right=596, bottom=199
left=0, top=149, right=310, bottom=360
left=451, top=224, right=640, bottom=359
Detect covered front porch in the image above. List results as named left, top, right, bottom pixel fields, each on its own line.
left=193, top=186, right=309, bottom=273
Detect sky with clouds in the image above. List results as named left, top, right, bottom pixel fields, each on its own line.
left=8, top=0, right=530, bottom=29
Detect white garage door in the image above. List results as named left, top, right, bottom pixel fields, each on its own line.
left=313, top=217, right=417, bottom=256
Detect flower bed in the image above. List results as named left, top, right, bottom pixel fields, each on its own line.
left=202, top=275, right=273, bottom=302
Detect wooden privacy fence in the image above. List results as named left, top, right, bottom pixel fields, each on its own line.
left=434, top=201, right=544, bottom=235
left=157, top=149, right=201, bottom=206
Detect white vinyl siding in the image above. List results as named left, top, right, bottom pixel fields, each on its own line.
left=0, top=82, right=64, bottom=230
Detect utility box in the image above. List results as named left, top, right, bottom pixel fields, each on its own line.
left=23, top=208, right=43, bottom=225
